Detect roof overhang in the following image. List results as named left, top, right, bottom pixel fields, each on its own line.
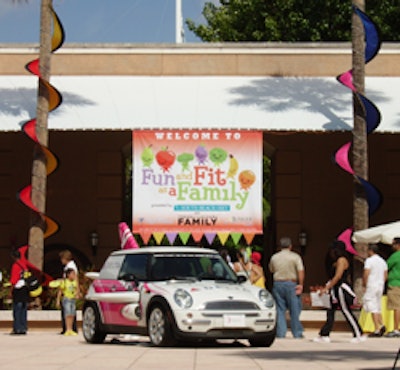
left=0, top=75, right=399, bottom=132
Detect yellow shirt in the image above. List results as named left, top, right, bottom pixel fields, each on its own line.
left=60, top=279, right=77, bottom=299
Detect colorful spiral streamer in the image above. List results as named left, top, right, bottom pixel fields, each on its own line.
left=16, top=5, right=64, bottom=283
left=334, top=6, right=382, bottom=254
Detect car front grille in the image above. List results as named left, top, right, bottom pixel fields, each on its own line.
left=204, top=300, right=260, bottom=310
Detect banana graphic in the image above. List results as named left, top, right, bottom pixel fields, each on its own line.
left=227, top=154, right=239, bottom=178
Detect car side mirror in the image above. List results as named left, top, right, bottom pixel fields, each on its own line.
left=237, top=275, right=247, bottom=284
left=120, top=273, right=138, bottom=285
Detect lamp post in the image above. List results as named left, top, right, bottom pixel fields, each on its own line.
left=90, top=232, right=99, bottom=257
left=298, top=231, right=307, bottom=256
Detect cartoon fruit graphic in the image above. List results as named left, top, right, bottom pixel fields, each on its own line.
left=209, top=147, right=227, bottom=166
left=227, top=154, right=239, bottom=178
left=177, top=152, right=194, bottom=172
left=195, top=144, right=208, bottom=164
left=156, top=147, right=176, bottom=172
left=239, top=170, right=256, bottom=190
left=141, top=145, right=154, bottom=167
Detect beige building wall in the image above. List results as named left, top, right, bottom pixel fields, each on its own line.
left=0, top=43, right=399, bottom=77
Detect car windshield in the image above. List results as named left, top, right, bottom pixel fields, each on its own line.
left=149, top=253, right=237, bottom=282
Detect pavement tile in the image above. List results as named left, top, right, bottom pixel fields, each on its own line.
left=0, top=329, right=399, bottom=370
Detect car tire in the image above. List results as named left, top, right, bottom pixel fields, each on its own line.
left=248, top=330, right=276, bottom=347
left=82, top=304, right=106, bottom=344
left=147, top=305, right=176, bottom=347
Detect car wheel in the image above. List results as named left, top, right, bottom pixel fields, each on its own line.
left=148, top=305, right=176, bottom=347
left=249, top=331, right=276, bottom=347
left=82, top=304, right=106, bottom=344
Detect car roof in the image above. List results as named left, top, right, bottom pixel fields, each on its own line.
left=111, top=246, right=219, bottom=256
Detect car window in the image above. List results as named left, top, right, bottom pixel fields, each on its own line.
left=99, top=254, right=125, bottom=280
left=118, top=254, right=149, bottom=281
left=149, top=253, right=237, bottom=281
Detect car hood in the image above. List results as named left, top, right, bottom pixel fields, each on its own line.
left=144, top=280, right=262, bottom=304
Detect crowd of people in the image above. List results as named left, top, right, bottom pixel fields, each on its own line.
left=5, top=236, right=400, bottom=342
left=219, top=235, right=400, bottom=342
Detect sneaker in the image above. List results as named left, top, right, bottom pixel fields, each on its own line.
left=69, top=331, right=78, bottom=336
left=368, top=331, right=381, bottom=337
left=313, top=336, right=330, bottom=343
left=385, top=331, right=400, bottom=338
left=350, top=335, right=367, bottom=343
left=64, top=330, right=77, bottom=336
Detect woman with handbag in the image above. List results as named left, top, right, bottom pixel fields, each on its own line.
left=313, top=240, right=366, bottom=343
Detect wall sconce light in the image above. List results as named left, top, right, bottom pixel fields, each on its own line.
left=90, top=231, right=99, bottom=257
left=299, top=231, right=307, bottom=255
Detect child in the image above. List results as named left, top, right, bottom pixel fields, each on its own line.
left=59, top=250, right=80, bottom=334
left=56, top=268, right=79, bottom=336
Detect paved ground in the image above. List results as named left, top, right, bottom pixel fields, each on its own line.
left=1, top=329, right=399, bottom=370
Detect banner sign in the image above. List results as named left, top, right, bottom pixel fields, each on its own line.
left=132, top=130, right=262, bottom=235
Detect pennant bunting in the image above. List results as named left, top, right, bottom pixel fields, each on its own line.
left=243, top=233, right=255, bottom=245
left=140, top=231, right=152, bottom=245
left=153, top=232, right=165, bottom=245
left=230, top=232, right=242, bottom=245
left=217, top=232, right=230, bottom=246
left=191, top=231, right=203, bottom=243
left=166, top=232, right=178, bottom=245
left=179, top=232, right=191, bottom=245
left=204, top=232, right=216, bottom=245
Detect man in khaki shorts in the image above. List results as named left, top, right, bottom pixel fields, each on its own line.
left=385, top=237, right=400, bottom=337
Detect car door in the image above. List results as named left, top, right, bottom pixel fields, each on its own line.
left=91, top=253, right=147, bottom=326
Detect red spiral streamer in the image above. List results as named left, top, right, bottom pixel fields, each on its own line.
left=16, top=6, right=64, bottom=284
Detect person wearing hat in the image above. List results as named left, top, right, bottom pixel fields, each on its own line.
left=250, top=251, right=266, bottom=288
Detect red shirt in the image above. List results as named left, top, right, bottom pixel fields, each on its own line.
left=10, top=259, right=27, bottom=286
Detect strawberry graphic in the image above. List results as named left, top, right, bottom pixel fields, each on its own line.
left=156, top=147, right=176, bottom=172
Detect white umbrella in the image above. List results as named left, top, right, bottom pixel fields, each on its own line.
left=352, top=221, right=400, bottom=245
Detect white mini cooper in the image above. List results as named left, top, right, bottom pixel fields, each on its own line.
left=82, top=247, right=276, bottom=347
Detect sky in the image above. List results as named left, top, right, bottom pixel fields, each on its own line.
left=0, top=0, right=215, bottom=44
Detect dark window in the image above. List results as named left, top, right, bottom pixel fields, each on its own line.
left=118, top=254, right=149, bottom=281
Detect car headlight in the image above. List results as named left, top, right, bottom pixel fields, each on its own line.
left=174, top=289, right=193, bottom=309
left=259, top=289, right=274, bottom=308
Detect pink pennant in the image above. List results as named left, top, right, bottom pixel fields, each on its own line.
left=337, top=70, right=356, bottom=92
left=338, top=228, right=357, bottom=255
left=118, top=222, right=139, bottom=249
left=335, top=142, right=355, bottom=175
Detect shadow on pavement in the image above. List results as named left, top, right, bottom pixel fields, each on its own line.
left=105, top=336, right=248, bottom=348
left=241, top=349, right=396, bottom=362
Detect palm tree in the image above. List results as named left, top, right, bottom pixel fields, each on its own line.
left=352, top=0, right=369, bottom=299
left=13, top=0, right=54, bottom=270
